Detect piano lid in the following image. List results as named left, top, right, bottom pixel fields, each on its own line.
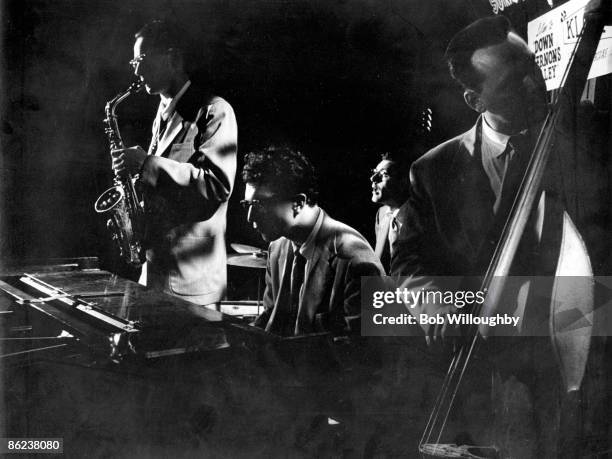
left=0, top=261, right=271, bottom=363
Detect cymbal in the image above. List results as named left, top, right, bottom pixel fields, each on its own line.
left=231, top=243, right=265, bottom=254
left=227, top=253, right=267, bottom=269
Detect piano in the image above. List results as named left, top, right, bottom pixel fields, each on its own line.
left=0, top=258, right=267, bottom=363
left=0, top=258, right=294, bottom=456
left=0, top=258, right=442, bottom=457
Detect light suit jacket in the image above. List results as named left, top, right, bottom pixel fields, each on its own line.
left=139, top=84, right=237, bottom=305
left=254, top=209, right=385, bottom=336
left=374, top=205, right=402, bottom=274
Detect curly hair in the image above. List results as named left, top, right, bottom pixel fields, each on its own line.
left=242, top=146, right=319, bottom=205
left=445, top=15, right=512, bottom=91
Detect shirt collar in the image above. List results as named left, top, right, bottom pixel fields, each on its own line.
left=481, top=115, right=511, bottom=157
left=159, top=80, right=191, bottom=121
left=292, top=207, right=324, bottom=260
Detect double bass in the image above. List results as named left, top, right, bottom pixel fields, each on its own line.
left=420, top=2, right=610, bottom=457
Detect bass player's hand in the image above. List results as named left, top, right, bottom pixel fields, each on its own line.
left=423, top=304, right=462, bottom=347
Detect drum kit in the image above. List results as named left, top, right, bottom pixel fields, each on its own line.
left=227, top=243, right=267, bottom=270
left=221, top=243, right=267, bottom=317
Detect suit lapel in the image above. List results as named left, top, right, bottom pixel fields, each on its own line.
left=374, top=207, right=391, bottom=261
left=279, top=241, right=293, bottom=293
left=151, top=83, right=209, bottom=157
left=454, top=121, right=496, bottom=262
left=155, top=111, right=184, bottom=157
left=266, top=240, right=293, bottom=334
left=297, top=213, right=330, bottom=332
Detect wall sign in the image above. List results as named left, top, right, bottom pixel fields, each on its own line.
left=489, top=0, right=526, bottom=15
left=527, top=0, right=612, bottom=90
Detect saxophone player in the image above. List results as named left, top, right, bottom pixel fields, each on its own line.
left=111, top=20, right=237, bottom=307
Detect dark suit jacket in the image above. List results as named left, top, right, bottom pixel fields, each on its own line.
left=254, top=209, right=385, bottom=336
left=139, top=83, right=237, bottom=305
left=391, top=118, right=499, bottom=279
left=391, top=114, right=608, bottom=278
left=391, top=114, right=608, bottom=331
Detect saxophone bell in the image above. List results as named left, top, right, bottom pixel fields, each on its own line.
left=94, top=186, right=124, bottom=213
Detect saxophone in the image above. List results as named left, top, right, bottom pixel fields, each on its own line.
left=94, top=80, right=145, bottom=267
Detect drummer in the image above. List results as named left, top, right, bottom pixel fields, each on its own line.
left=241, top=146, right=384, bottom=336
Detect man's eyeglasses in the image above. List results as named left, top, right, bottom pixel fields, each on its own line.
left=370, top=169, right=390, bottom=180
left=129, top=54, right=147, bottom=70
left=240, top=197, right=281, bottom=211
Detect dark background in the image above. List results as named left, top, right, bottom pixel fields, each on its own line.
left=2, top=3, right=611, bottom=456
left=0, top=0, right=592, bottom=269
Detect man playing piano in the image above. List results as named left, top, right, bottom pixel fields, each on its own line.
left=241, top=147, right=384, bottom=336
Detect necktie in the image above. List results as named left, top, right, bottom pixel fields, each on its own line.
left=150, top=110, right=169, bottom=155
left=492, top=132, right=533, bottom=214
left=286, top=249, right=306, bottom=335
left=158, top=115, right=168, bottom=138
left=508, top=132, right=531, bottom=158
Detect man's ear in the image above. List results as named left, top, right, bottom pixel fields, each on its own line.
left=464, top=89, right=485, bottom=113
left=292, top=194, right=307, bottom=216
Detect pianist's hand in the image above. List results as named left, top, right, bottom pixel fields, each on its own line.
left=111, top=146, right=147, bottom=176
